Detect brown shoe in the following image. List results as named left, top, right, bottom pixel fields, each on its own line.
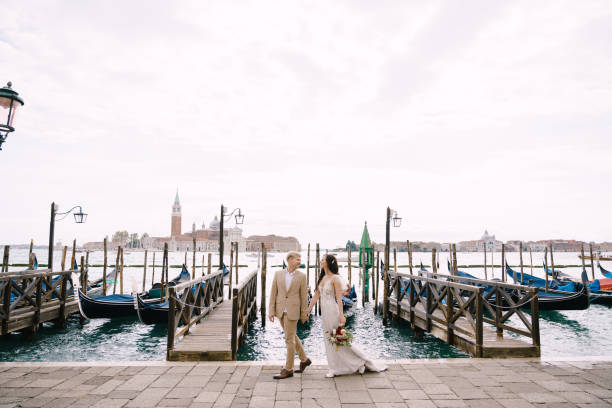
left=295, top=358, right=312, bottom=373
left=273, top=369, right=294, bottom=380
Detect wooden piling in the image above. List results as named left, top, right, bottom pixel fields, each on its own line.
left=315, top=243, right=320, bottom=315
left=142, top=250, right=148, bottom=293
left=347, top=245, right=351, bottom=285
left=261, top=243, right=267, bottom=327
left=28, top=239, right=33, bottom=259
left=490, top=249, right=494, bottom=278
left=383, top=208, right=390, bottom=325
left=306, top=243, right=311, bottom=286
left=501, top=244, right=506, bottom=282
left=519, top=242, right=524, bottom=284
left=85, top=250, right=89, bottom=286
left=432, top=248, right=437, bottom=274
left=207, top=253, right=212, bottom=275
left=371, top=250, right=376, bottom=300
left=161, top=243, right=168, bottom=301
left=113, top=247, right=120, bottom=294
left=184, top=251, right=187, bottom=267
left=102, top=237, right=108, bottom=296
left=120, top=246, right=124, bottom=294
left=589, top=242, right=595, bottom=281
left=407, top=241, right=413, bottom=275
left=544, top=247, right=549, bottom=293
left=452, top=244, right=458, bottom=276
left=2, top=245, right=8, bottom=273
left=372, top=251, right=380, bottom=315
left=192, top=237, right=196, bottom=279
left=61, top=246, right=67, bottom=271
left=70, top=239, right=76, bottom=270
left=581, top=245, right=586, bottom=271
left=80, top=256, right=86, bottom=295
left=549, top=242, right=555, bottom=281
left=361, top=251, right=366, bottom=307
left=483, top=243, right=487, bottom=280
left=228, top=242, right=234, bottom=300
left=202, top=254, right=205, bottom=276
left=235, top=242, right=239, bottom=284
left=152, top=251, right=156, bottom=285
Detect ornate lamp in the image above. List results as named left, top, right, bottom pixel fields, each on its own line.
left=0, top=82, right=25, bottom=151
left=392, top=211, right=402, bottom=228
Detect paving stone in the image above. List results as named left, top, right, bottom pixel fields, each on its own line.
left=88, top=379, right=124, bottom=395
left=179, top=375, right=212, bottom=388
left=302, top=398, right=341, bottom=408
left=517, top=392, right=567, bottom=403
left=195, top=391, right=221, bottom=403
left=116, top=374, right=159, bottom=391
left=158, top=398, right=194, bottom=407
left=248, top=396, right=275, bottom=408
left=167, top=387, right=203, bottom=399
left=432, top=401, right=466, bottom=407
left=557, top=391, right=605, bottom=404
left=213, top=393, right=236, bottom=407
left=496, top=399, right=535, bottom=408
left=405, top=401, right=436, bottom=408
left=369, top=389, right=403, bottom=403
left=421, top=384, right=452, bottom=395
left=17, top=396, right=55, bottom=407
left=91, top=398, right=129, bottom=408
left=277, top=391, right=300, bottom=401
left=274, top=402, right=300, bottom=408
left=151, top=374, right=184, bottom=388
left=126, top=387, right=170, bottom=407
left=398, top=390, right=428, bottom=400
left=340, top=391, right=373, bottom=404
left=464, top=400, right=504, bottom=408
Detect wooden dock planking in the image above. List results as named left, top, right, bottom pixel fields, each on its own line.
left=389, top=299, right=539, bottom=358
left=169, top=301, right=233, bottom=361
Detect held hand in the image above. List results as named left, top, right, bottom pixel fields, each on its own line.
left=269, top=315, right=274, bottom=323
left=301, top=317, right=307, bottom=324
left=339, top=314, right=346, bottom=326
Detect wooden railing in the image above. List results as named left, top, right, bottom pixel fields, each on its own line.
left=166, top=270, right=224, bottom=357
left=0, top=269, right=78, bottom=335
left=386, top=270, right=540, bottom=357
left=231, top=269, right=258, bottom=360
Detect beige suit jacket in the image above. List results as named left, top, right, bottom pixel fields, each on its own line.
left=269, top=269, right=308, bottom=321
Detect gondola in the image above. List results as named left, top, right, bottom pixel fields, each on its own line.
left=342, top=285, right=357, bottom=312
left=147, top=265, right=192, bottom=298
left=506, top=266, right=590, bottom=311
left=598, top=262, right=612, bottom=279
left=77, top=290, right=139, bottom=319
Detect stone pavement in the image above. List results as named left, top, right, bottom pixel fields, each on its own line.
left=1, top=358, right=611, bottom=408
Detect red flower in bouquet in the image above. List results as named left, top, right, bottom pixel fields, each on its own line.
left=328, top=325, right=353, bottom=350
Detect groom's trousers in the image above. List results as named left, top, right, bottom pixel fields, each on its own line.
left=280, top=312, right=307, bottom=370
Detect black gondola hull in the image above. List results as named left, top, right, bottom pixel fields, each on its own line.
left=136, top=294, right=168, bottom=325
left=78, top=290, right=137, bottom=319
left=537, top=288, right=590, bottom=311
left=590, top=293, right=612, bottom=306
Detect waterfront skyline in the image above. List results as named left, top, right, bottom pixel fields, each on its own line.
left=1, top=1, right=611, bottom=248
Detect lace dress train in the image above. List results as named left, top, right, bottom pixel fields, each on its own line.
left=320, top=277, right=386, bottom=377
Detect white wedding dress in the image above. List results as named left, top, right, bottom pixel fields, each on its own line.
left=320, top=276, right=387, bottom=377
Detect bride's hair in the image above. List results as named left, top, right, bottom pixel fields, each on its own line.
left=317, top=254, right=339, bottom=288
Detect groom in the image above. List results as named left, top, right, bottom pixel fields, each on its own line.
left=269, top=251, right=311, bottom=379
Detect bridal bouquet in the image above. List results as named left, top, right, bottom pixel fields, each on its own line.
left=328, top=326, right=353, bottom=350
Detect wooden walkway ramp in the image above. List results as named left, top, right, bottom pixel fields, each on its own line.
left=169, top=301, right=233, bottom=361
left=386, top=270, right=541, bottom=358
left=166, top=270, right=258, bottom=362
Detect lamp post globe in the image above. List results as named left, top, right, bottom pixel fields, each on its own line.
left=0, top=81, right=25, bottom=151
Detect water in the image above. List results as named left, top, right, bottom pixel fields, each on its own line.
left=1, top=248, right=611, bottom=361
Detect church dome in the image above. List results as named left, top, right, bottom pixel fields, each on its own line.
left=481, top=230, right=495, bottom=241
left=209, top=216, right=220, bottom=231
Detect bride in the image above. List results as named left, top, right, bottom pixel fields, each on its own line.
left=307, top=254, right=386, bottom=378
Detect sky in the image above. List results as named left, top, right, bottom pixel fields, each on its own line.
left=1, top=0, right=611, bottom=249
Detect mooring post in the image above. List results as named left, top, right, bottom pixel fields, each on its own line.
left=589, top=242, right=595, bottom=281
left=530, top=287, right=540, bottom=350
left=120, top=247, right=125, bottom=294
left=581, top=245, right=586, bottom=272
left=361, top=251, right=366, bottom=307
left=393, top=248, right=397, bottom=274
left=103, top=238, right=108, bottom=296
left=80, top=255, right=86, bottom=325
left=549, top=242, right=555, bottom=281
left=316, top=243, right=320, bottom=316
left=452, top=244, right=458, bottom=276
left=142, top=250, right=148, bottom=293
left=544, top=247, right=549, bottom=293
left=70, top=239, right=76, bottom=272
left=235, top=242, right=239, bottom=285
left=408, top=241, right=413, bottom=275
left=306, top=243, right=311, bottom=286
left=519, top=242, right=524, bottom=284
left=207, top=253, right=212, bottom=275
left=229, top=242, right=234, bottom=300
left=483, top=242, right=487, bottom=280
left=347, top=245, right=351, bottom=285
left=2, top=245, right=9, bottom=273
left=371, top=250, right=376, bottom=301
left=261, top=243, right=267, bottom=326
left=501, top=243, right=506, bottom=282
left=475, top=287, right=484, bottom=357
left=151, top=251, right=156, bottom=285
left=202, top=254, right=205, bottom=276
left=383, top=207, right=390, bottom=325
left=28, top=239, right=33, bottom=260
left=529, top=246, right=533, bottom=276
left=432, top=248, right=437, bottom=274
left=192, top=237, right=196, bottom=279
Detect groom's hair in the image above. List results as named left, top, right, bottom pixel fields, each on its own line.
left=286, top=251, right=301, bottom=261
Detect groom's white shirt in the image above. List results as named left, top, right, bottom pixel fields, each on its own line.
left=284, top=268, right=295, bottom=312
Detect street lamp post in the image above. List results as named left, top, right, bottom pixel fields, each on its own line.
left=0, top=82, right=25, bottom=151
left=48, top=202, right=88, bottom=270
left=383, top=207, right=401, bottom=325
left=218, top=204, right=244, bottom=269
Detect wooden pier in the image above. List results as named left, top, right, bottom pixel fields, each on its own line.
left=385, top=269, right=541, bottom=358
left=0, top=268, right=84, bottom=335
left=166, top=269, right=257, bottom=361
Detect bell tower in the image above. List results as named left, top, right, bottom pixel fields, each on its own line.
left=171, top=190, right=182, bottom=237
